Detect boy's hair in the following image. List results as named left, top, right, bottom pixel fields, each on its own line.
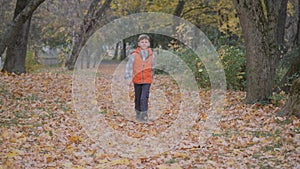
left=138, top=34, right=150, bottom=42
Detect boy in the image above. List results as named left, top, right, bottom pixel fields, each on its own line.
left=125, top=34, right=155, bottom=123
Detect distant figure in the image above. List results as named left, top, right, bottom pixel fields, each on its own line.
left=125, top=34, right=155, bottom=123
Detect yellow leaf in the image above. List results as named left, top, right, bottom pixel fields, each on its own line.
left=201, top=113, right=207, bottom=120
left=173, top=152, right=188, bottom=159
left=157, top=164, right=170, bottom=169
left=46, top=155, right=54, bottom=163
left=62, top=162, right=73, bottom=168
left=110, top=158, right=130, bottom=166
left=149, top=129, right=158, bottom=136
left=98, top=159, right=109, bottom=164
left=17, top=150, right=24, bottom=156
left=4, top=160, right=13, bottom=168
left=15, top=132, right=23, bottom=138
left=65, top=145, right=74, bottom=154
left=279, top=90, right=286, bottom=95
left=157, top=164, right=182, bottom=169
left=91, top=99, right=98, bottom=105
left=1, top=130, right=9, bottom=139
left=237, top=75, right=243, bottom=79
left=97, top=158, right=130, bottom=168
left=68, top=135, right=83, bottom=143
left=6, top=149, right=19, bottom=158
left=32, top=114, right=39, bottom=119
left=226, top=160, right=235, bottom=165
left=72, top=166, right=84, bottom=169
left=10, top=138, right=17, bottom=143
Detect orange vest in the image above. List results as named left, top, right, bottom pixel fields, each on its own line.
left=132, top=47, right=153, bottom=84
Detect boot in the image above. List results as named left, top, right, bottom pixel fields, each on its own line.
left=135, top=110, right=141, bottom=121
left=139, top=111, right=148, bottom=123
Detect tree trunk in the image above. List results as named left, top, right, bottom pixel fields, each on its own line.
left=2, top=0, right=32, bottom=74
left=120, top=40, right=126, bottom=61
left=80, top=49, right=84, bottom=69
left=65, top=0, right=112, bottom=70
left=277, top=0, right=288, bottom=47
left=112, top=41, right=120, bottom=60
left=86, top=49, right=90, bottom=69
left=280, top=77, right=300, bottom=118
left=171, top=0, right=186, bottom=49
left=174, top=0, right=185, bottom=17
left=277, top=0, right=300, bottom=93
left=0, top=0, right=45, bottom=58
left=277, top=55, right=300, bottom=93
left=233, top=0, right=286, bottom=103
left=293, top=0, right=300, bottom=45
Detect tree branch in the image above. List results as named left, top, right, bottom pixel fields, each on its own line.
left=0, top=0, right=45, bottom=56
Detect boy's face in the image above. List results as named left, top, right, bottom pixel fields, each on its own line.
left=138, top=39, right=150, bottom=50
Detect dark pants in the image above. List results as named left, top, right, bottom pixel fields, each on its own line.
left=134, top=83, right=151, bottom=112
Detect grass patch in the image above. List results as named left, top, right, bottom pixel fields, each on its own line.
left=252, top=153, right=261, bottom=159
left=261, top=142, right=283, bottom=153
left=98, top=109, right=108, bottom=115
left=260, top=164, right=273, bottom=169
left=165, top=158, right=177, bottom=164
left=24, top=94, right=43, bottom=101
left=252, top=129, right=281, bottom=138
left=275, top=118, right=292, bottom=125
left=0, top=83, right=12, bottom=97
left=13, top=111, right=27, bottom=118
left=295, top=127, right=300, bottom=134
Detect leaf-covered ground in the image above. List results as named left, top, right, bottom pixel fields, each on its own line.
left=0, top=65, right=299, bottom=168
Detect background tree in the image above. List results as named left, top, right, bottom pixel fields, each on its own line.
left=65, top=0, right=112, bottom=70
left=0, top=0, right=16, bottom=35
left=29, top=0, right=94, bottom=66
left=280, top=0, right=300, bottom=118
left=3, top=0, right=33, bottom=74
left=0, top=0, right=45, bottom=73
left=233, top=0, right=288, bottom=103
left=277, top=0, right=300, bottom=93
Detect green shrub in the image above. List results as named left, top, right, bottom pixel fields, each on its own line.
left=26, top=50, right=45, bottom=73
left=218, top=45, right=246, bottom=90
left=171, top=45, right=246, bottom=90
left=270, top=91, right=287, bottom=106
left=178, top=48, right=210, bottom=88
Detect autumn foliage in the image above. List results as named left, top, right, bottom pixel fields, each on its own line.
left=0, top=64, right=299, bottom=168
